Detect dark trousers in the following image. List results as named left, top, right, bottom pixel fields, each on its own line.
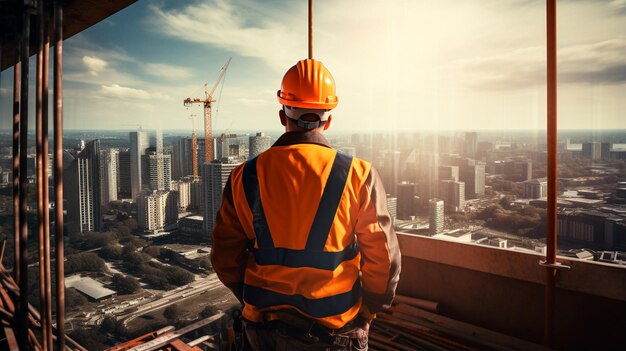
left=244, top=319, right=368, bottom=351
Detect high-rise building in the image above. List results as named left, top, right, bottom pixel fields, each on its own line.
left=100, top=148, right=118, bottom=207
left=439, top=180, right=465, bottom=213
left=144, top=148, right=171, bottom=191
left=65, top=140, right=102, bottom=233
left=172, top=137, right=193, bottom=180
left=464, top=132, right=478, bottom=158
left=137, top=190, right=178, bottom=233
left=216, top=134, right=248, bottom=161
left=171, top=177, right=193, bottom=211
left=582, top=142, right=611, bottom=160
left=523, top=178, right=548, bottom=199
left=429, top=199, right=444, bottom=235
left=249, top=132, right=271, bottom=158
left=415, top=151, right=439, bottom=206
left=118, top=149, right=131, bottom=198
left=381, top=150, right=401, bottom=196
left=202, top=159, right=241, bottom=239
left=397, top=182, right=416, bottom=220
left=130, top=131, right=149, bottom=199
left=439, top=165, right=459, bottom=182
left=460, top=162, right=485, bottom=199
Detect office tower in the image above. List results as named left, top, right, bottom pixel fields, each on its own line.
left=582, top=142, right=611, bottom=160
left=429, top=199, right=444, bottom=235
left=460, top=162, right=485, bottom=199
left=439, top=165, right=459, bottom=182
left=216, top=134, right=248, bottom=161
left=464, top=132, right=478, bottom=158
left=202, top=160, right=241, bottom=239
left=171, top=177, right=193, bottom=211
left=144, top=148, right=171, bottom=191
left=65, top=140, right=101, bottom=233
left=397, top=182, right=416, bottom=220
left=130, top=131, right=149, bottom=199
left=137, top=190, right=178, bottom=233
left=190, top=177, right=203, bottom=212
left=100, top=148, right=119, bottom=207
left=197, top=138, right=207, bottom=169
left=381, top=150, right=401, bottom=196
left=503, top=160, right=532, bottom=181
left=523, top=178, right=548, bottom=198
left=440, top=180, right=465, bottom=213
left=117, top=149, right=131, bottom=198
left=414, top=151, right=439, bottom=206
left=249, top=132, right=271, bottom=158
left=172, top=137, right=193, bottom=180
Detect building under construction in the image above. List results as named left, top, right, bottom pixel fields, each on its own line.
left=0, top=0, right=624, bottom=350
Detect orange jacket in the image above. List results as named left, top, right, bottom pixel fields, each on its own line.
left=211, top=132, right=401, bottom=329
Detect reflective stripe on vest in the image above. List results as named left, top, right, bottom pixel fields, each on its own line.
left=241, top=152, right=360, bottom=317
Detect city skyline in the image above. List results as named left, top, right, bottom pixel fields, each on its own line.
left=0, top=0, right=625, bottom=133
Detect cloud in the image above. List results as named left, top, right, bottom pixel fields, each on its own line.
left=82, top=55, right=108, bottom=76
left=99, top=84, right=171, bottom=101
left=150, top=0, right=302, bottom=70
left=144, top=63, right=193, bottom=80
left=454, top=37, right=626, bottom=90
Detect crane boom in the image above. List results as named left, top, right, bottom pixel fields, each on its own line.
left=183, top=57, right=232, bottom=163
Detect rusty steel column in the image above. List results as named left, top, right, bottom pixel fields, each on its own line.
left=18, top=2, right=32, bottom=349
left=43, top=7, right=54, bottom=350
left=308, top=0, right=313, bottom=59
left=36, top=0, right=52, bottom=349
left=12, top=60, right=21, bottom=286
left=544, top=0, right=557, bottom=347
left=53, top=2, right=66, bottom=350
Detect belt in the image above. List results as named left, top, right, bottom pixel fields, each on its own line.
left=260, top=310, right=359, bottom=347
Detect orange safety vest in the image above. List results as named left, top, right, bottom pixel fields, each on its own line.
left=229, top=144, right=371, bottom=329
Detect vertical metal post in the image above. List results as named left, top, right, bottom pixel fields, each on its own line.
left=36, top=1, right=52, bottom=349
left=18, top=2, right=31, bottom=349
left=12, top=60, right=21, bottom=286
left=308, top=0, right=313, bottom=59
left=545, top=0, right=557, bottom=347
left=43, top=7, right=54, bottom=350
left=53, top=2, right=66, bottom=350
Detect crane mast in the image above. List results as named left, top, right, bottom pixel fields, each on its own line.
left=184, top=57, right=232, bottom=164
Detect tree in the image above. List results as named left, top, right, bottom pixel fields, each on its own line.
left=112, top=274, right=141, bottom=294
left=164, top=304, right=180, bottom=322
left=101, top=243, right=123, bottom=259
left=66, top=288, right=88, bottom=309
left=100, top=316, right=119, bottom=333
left=165, top=266, right=194, bottom=286
left=143, top=246, right=161, bottom=258
left=200, top=305, right=219, bottom=318
left=70, top=329, right=106, bottom=351
left=66, top=252, right=107, bottom=274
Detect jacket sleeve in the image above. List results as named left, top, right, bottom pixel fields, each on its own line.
left=210, top=175, right=248, bottom=304
left=354, top=167, right=401, bottom=313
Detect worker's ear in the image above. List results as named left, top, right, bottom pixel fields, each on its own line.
left=323, top=115, right=332, bottom=130
left=279, top=109, right=287, bottom=126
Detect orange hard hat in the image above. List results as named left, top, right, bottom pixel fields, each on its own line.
left=277, top=59, right=338, bottom=110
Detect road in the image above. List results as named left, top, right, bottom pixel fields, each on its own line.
left=117, top=273, right=223, bottom=325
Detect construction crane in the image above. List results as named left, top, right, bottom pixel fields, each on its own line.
left=188, top=113, right=199, bottom=178
left=184, top=57, right=232, bottom=163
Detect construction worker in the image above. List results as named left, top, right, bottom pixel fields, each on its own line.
left=211, top=58, right=401, bottom=350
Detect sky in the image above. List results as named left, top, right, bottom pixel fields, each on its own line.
left=0, top=0, right=625, bottom=133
